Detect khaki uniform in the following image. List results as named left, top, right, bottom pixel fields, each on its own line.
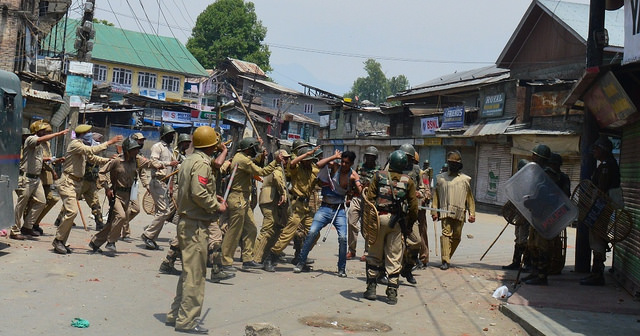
left=270, top=163, right=319, bottom=258
left=166, top=150, right=222, bottom=330
left=122, top=154, right=153, bottom=238
left=254, top=166, right=287, bottom=262
left=56, top=139, right=110, bottom=244
left=142, top=141, right=175, bottom=241
left=417, top=168, right=432, bottom=264
left=81, top=158, right=103, bottom=226
left=32, top=142, right=59, bottom=227
left=91, top=155, right=140, bottom=246
left=347, top=163, right=379, bottom=255
left=431, top=172, right=475, bottom=264
left=402, top=164, right=428, bottom=271
left=12, top=135, right=46, bottom=235
left=220, top=152, right=277, bottom=266
left=365, top=171, right=418, bottom=288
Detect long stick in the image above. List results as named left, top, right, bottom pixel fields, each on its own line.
left=160, top=168, right=179, bottom=182
left=77, top=200, right=88, bottom=231
left=433, top=212, right=438, bottom=257
left=229, top=84, right=261, bottom=141
left=223, top=163, right=239, bottom=202
left=322, top=203, right=343, bottom=242
left=480, top=222, right=509, bottom=261
left=513, top=248, right=527, bottom=289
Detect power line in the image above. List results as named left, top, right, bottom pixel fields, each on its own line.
left=105, top=0, right=145, bottom=64
left=94, top=6, right=192, bottom=32
left=156, top=0, right=207, bottom=72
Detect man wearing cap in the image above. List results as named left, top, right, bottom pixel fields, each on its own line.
left=89, top=137, right=151, bottom=254
left=255, top=149, right=290, bottom=270
left=80, top=133, right=107, bottom=231
left=11, top=121, right=68, bottom=240
left=581, top=136, right=621, bottom=286
left=432, top=150, right=476, bottom=271
left=141, top=124, right=180, bottom=250
left=53, top=124, right=122, bottom=254
left=121, top=132, right=151, bottom=240
left=347, top=145, right=380, bottom=261
left=166, top=126, right=227, bottom=334
left=220, top=137, right=282, bottom=271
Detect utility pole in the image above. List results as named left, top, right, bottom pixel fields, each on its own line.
left=576, top=0, right=607, bottom=273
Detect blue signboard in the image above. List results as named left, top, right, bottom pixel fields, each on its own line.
left=65, top=75, right=93, bottom=98
left=440, top=106, right=465, bottom=129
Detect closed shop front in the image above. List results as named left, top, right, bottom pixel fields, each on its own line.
left=475, top=143, right=512, bottom=205
left=615, top=121, right=640, bottom=296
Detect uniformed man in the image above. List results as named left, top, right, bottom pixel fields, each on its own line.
left=141, top=124, right=179, bottom=250
left=293, top=150, right=362, bottom=277
left=417, top=159, right=433, bottom=269
left=547, top=152, right=570, bottom=276
left=347, top=146, right=380, bottom=261
left=255, top=149, right=290, bottom=269
left=431, top=150, right=476, bottom=270
left=263, top=146, right=319, bottom=271
left=363, top=150, right=418, bottom=305
left=53, top=125, right=121, bottom=254
left=581, top=136, right=621, bottom=286
left=502, top=159, right=531, bottom=271
left=397, top=143, right=428, bottom=283
left=159, top=133, right=192, bottom=275
left=11, top=121, right=68, bottom=240
left=80, top=135, right=106, bottom=231
left=521, top=144, right=553, bottom=285
left=89, top=137, right=148, bottom=254
left=220, top=137, right=281, bottom=271
left=166, top=126, right=227, bottom=334
left=31, top=123, right=64, bottom=235
left=423, top=160, right=433, bottom=184
left=121, top=132, right=151, bottom=240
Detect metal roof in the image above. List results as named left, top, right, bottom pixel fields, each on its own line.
left=285, top=112, right=319, bottom=126
left=537, top=0, right=624, bottom=47
left=463, top=118, right=514, bottom=136
left=238, top=75, right=301, bottom=95
left=227, top=58, right=267, bottom=78
left=390, top=65, right=510, bottom=100
left=45, top=19, right=208, bottom=77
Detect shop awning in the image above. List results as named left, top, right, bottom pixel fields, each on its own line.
left=463, top=118, right=514, bottom=136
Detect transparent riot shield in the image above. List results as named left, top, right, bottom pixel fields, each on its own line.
left=0, top=70, right=23, bottom=230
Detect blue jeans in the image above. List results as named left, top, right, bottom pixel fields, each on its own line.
left=298, top=204, right=348, bottom=271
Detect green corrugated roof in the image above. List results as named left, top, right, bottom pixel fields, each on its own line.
left=46, top=18, right=207, bottom=77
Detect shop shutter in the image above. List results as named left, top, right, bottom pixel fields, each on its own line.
left=615, top=122, right=640, bottom=296
left=475, top=143, right=512, bottom=205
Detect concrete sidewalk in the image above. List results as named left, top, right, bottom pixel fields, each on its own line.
left=496, top=227, right=640, bottom=336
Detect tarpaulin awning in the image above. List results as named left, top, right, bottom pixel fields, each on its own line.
left=463, top=118, right=514, bottom=136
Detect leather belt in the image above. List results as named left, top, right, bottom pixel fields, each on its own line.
left=321, top=202, right=342, bottom=210
left=19, top=170, right=39, bottom=179
left=65, top=173, right=83, bottom=182
left=291, top=195, right=309, bottom=203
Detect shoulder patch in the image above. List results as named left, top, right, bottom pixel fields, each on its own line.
left=198, top=175, right=209, bottom=185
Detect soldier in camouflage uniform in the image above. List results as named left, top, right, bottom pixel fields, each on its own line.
left=364, top=150, right=418, bottom=304
left=347, top=146, right=380, bottom=261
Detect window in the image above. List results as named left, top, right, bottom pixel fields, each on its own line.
left=93, top=65, right=107, bottom=82
left=162, top=75, right=180, bottom=92
left=137, top=71, right=157, bottom=89
left=112, top=67, right=132, bottom=85
left=273, top=98, right=281, bottom=109
left=303, top=103, right=313, bottom=114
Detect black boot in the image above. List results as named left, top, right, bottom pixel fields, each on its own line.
left=525, top=275, right=548, bottom=286
left=502, top=245, right=523, bottom=270
left=263, top=253, right=275, bottom=272
left=401, top=268, right=417, bottom=284
left=363, top=280, right=377, bottom=300
left=385, top=286, right=398, bottom=305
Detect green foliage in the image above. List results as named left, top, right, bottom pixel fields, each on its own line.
left=187, top=0, right=271, bottom=71
left=345, top=59, right=409, bottom=106
left=92, top=18, right=114, bottom=26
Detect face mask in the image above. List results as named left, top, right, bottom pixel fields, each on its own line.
left=81, top=132, right=94, bottom=145
left=448, top=161, right=463, bottom=173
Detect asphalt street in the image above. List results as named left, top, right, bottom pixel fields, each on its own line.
left=1, top=192, right=531, bottom=335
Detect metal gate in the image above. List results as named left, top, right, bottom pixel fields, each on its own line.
left=615, top=122, right=640, bottom=296
left=475, top=143, right=512, bottom=205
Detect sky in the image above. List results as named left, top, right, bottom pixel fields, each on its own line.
left=76, top=0, right=594, bottom=96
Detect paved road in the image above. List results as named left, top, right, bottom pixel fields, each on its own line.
left=1, top=193, right=528, bottom=335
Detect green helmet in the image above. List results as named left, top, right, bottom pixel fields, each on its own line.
left=177, top=133, right=191, bottom=144
left=123, top=137, right=142, bottom=152
left=517, top=159, right=529, bottom=171
left=399, top=143, right=416, bottom=158
left=292, top=139, right=308, bottom=151
left=313, top=148, right=324, bottom=160
left=297, top=147, right=315, bottom=161
left=238, top=137, right=259, bottom=151
left=549, top=153, right=562, bottom=167
left=531, top=144, right=551, bottom=160
left=160, top=124, right=176, bottom=138
left=388, top=150, right=408, bottom=172
left=364, top=146, right=378, bottom=157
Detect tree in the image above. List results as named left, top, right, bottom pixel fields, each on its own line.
left=187, top=0, right=271, bottom=71
left=92, top=18, right=114, bottom=26
left=345, top=59, right=409, bottom=106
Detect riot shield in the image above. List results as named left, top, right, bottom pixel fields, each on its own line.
left=0, top=70, right=23, bottom=231
left=504, top=163, right=578, bottom=240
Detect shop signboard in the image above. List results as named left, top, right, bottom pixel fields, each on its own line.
left=481, top=93, right=505, bottom=117
left=420, top=116, right=439, bottom=135
left=440, top=106, right=465, bottom=129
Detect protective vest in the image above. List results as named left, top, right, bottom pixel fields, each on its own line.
left=375, top=171, right=410, bottom=212
left=357, top=163, right=379, bottom=188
